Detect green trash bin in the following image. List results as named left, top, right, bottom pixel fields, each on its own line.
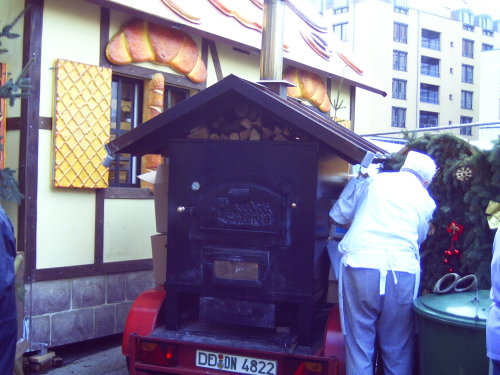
left=413, top=290, right=491, bottom=375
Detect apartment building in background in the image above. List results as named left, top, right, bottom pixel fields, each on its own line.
left=311, top=0, right=500, bottom=139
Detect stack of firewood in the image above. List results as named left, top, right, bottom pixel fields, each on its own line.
left=187, top=103, right=306, bottom=142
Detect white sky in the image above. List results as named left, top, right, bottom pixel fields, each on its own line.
left=413, top=0, right=500, bottom=19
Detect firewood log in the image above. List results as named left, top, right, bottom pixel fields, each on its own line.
left=240, top=118, right=252, bottom=129
left=249, top=128, right=261, bottom=141
left=188, top=126, right=210, bottom=139
left=273, top=134, right=288, bottom=142
left=239, top=129, right=251, bottom=140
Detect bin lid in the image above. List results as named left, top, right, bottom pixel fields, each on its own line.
left=413, top=290, right=491, bottom=328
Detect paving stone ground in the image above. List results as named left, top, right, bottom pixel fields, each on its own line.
left=44, top=335, right=128, bottom=375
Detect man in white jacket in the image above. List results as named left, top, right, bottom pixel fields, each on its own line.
left=330, top=151, right=437, bottom=375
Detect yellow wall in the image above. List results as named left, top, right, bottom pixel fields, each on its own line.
left=40, top=0, right=102, bottom=117
left=36, top=131, right=96, bottom=268
left=103, top=199, right=155, bottom=262
left=35, top=0, right=156, bottom=268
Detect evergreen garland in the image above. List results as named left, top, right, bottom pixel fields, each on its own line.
left=381, top=133, right=499, bottom=291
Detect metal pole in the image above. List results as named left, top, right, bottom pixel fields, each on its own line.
left=260, top=0, right=286, bottom=81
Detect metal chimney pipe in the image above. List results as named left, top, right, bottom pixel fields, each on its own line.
left=260, top=0, right=286, bottom=82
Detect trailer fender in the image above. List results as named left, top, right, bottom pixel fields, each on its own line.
left=122, top=286, right=166, bottom=356
left=322, top=305, right=345, bottom=375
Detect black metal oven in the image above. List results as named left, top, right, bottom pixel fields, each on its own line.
left=165, top=139, right=328, bottom=345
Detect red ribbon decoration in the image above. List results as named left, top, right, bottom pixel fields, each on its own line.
left=442, top=220, right=464, bottom=272
left=446, top=220, right=464, bottom=241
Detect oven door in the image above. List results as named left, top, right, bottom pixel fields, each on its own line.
left=203, top=247, right=269, bottom=288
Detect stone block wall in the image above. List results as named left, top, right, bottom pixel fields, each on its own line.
left=25, top=270, right=154, bottom=350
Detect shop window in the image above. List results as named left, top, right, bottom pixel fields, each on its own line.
left=462, top=39, right=474, bottom=58
left=394, top=22, right=408, bottom=43
left=419, top=111, right=438, bottom=128
left=461, top=90, right=473, bottom=110
left=460, top=116, right=473, bottom=136
left=164, top=86, right=189, bottom=109
left=421, top=56, right=440, bottom=77
left=393, top=50, right=408, bottom=71
left=109, top=76, right=191, bottom=188
left=109, top=76, right=143, bottom=187
left=333, top=22, right=349, bottom=41
left=391, top=107, right=406, bottom=128
left=420, top=83, right=439, bottom=104
left=461, top=64, right=473, bottom=84
left=392, top=78, right=407, bottom=99
left=421, top=29, right=440, bottom=50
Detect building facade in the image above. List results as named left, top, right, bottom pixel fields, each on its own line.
left=1, top=0, right=385, bottom=351
left=320, top=0, right=500, bottom=138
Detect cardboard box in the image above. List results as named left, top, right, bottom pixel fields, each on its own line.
left=151, top=234, right=167, bottom=286
left=154, top=161, right=169, bottom=234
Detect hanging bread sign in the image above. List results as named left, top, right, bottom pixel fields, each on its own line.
left=105, top=18, right=207, bottom=83
left=283, top=67, right=331, bottom=113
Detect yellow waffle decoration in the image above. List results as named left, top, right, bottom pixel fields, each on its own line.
left=54, top=59, right=112, bottom=188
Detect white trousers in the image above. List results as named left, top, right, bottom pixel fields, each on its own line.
left=341, top=266, right=416, bottom=375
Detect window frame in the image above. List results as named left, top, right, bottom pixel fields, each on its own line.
left=333, top=22, right=349, bottom=41
left=109, top=75, right=144, bottom=188
left=391, top=106, right=406, bottom=128
left=419, top=110, right=439, bottom=128
left=461, top=64, right=474, bottom=84
left=420, top=83, right=439, bottom=104
left=393, top=50, right=408, bottom=71
left=421, top=56, right=440, bottom=77
left=482, top=43, right=493, bottom=51
left=394, top=22, right=408, bottom=43
left=333, top=0, right=349, bottom=13
left=392, top=78, right=407, bottom=100
left=460, top=116, right=473, bottom=136
left=462, top=38, right=474, bottom=58
left=461, top=90, right=473, bottom=110
left=421, top=29, right=440, bottom=50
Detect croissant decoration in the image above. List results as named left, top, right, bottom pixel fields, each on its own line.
left=106, top=18, right=207, bottom=83
left=283, top=67, right=331, bottom=113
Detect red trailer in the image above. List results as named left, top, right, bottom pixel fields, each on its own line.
left=106, top=75, right=388, bottom=375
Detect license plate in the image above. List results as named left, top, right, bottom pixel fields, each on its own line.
left=196, top=350, right=277, bottom=375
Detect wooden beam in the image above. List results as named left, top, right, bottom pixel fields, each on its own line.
left=7, top=116, right=52, bottom=130
left=208, top=40, right=223, bottom=82
left=20, top=0, right=44, bottom=282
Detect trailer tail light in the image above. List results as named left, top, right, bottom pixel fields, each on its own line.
left=138, top=340, right=178, bottom=367
left=294, top=361, right=324, bottom=375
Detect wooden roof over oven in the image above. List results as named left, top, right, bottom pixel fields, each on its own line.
left=105, top=74, right=390, bottom=165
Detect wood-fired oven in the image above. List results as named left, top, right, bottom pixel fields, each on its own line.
left=105, top=74, right=388, bottom=347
